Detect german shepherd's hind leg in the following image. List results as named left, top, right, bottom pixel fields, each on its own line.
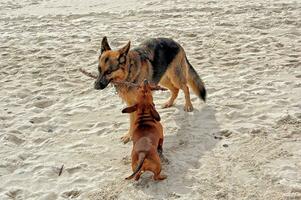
left=160, top=76, right=179, bottom=108
left=163, top=87, right=179, bottom=109
left=168, top=64, right=193, bottom=112
left=181, top=84, right=193, bottom=112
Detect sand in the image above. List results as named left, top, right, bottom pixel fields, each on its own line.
left=0, top=0, right=301, bottom=199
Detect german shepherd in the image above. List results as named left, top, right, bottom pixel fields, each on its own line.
left=122, top=80, right=166, bottom=181
left=94, top=37, right=206, bottom=143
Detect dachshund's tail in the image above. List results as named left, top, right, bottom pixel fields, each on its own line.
left=126, top=152, right=146, bottom=180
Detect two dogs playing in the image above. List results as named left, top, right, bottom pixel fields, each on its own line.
left=84, top=37, right=207, bottom=181
left=94, top=37, right=206, bottom=144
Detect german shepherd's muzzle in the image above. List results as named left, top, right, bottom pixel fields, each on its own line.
left=94, top=74, right=110, bottom=90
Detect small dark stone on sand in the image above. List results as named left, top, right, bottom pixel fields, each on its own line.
left=214, top=136, right=223, bottom=140
left=223, top=144, right=229, bottom=148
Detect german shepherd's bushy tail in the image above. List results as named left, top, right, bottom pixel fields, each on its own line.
left=186, top=57, right=207, bottom=102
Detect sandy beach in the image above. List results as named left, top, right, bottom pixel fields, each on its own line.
left=0, top=0, right=301, bottom=199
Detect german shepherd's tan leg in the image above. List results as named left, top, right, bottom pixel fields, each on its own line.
left=160, top=76, right=179, bottom=108
left=121, top=96, right=137, bottom=144
left=121, top=113, right=135, bottom=143
left=180, top=56, right=194, bottom=112
left=181, top=85, right=193, bottom=112
left=168, top=68, right=193, bottom=112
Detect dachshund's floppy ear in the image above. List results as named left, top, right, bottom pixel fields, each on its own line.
left=101, top=36, right=111, bottom=54
left=150, top=107, right=161, bottom=121
left=122, top=104, right=137, bottom=113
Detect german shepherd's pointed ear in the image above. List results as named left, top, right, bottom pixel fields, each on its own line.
left=118, top=41, right=131, bottom=65
left=101, top=36, right=111, bottom=54
left=119, top=41, right=131, bottom=57
left=150, top=107, right=161, bottom=121
left=122, top=104, right=137, bottom=113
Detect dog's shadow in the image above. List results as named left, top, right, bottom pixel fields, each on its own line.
left=133, top=104, right=220, bottom=198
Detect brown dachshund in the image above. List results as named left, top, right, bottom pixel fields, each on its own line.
left=122, top=80, right=166, bottom=181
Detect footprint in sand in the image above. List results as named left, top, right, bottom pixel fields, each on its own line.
left=5, top=189, right=24, bottom=199
left=29, top=116, right=51, bottom=124
left=33, top=137, right=49, bottom=144
left=295, top=74, right=301, bottom=79
left=40, top=192, right=58, bottom=200
left=3, top=134, right=25, bottom=145
left=65, top=164, right=88, bottom=175
left=33, top=99, right=54, bottom=109
left=61, top=190, right=81, bottom=199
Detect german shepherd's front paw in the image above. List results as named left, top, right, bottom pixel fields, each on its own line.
left=184, top=104, right=193, bottom=112
left=121, top=134, right=131, bottom=144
